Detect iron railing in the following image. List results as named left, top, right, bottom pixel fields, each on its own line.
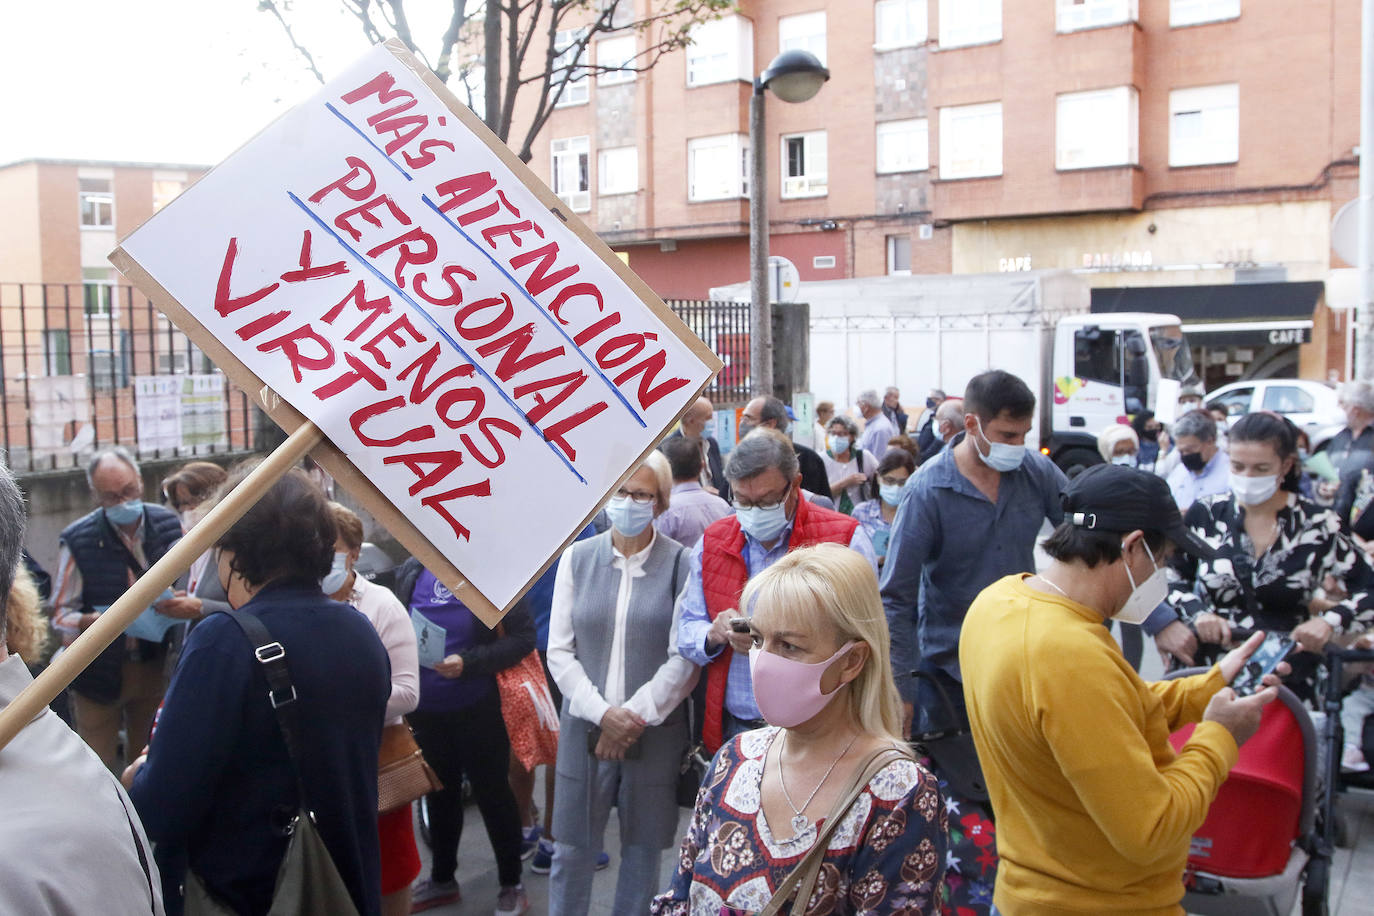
left=665, top=298, right=751, bottom=407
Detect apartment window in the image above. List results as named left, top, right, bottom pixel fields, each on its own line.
left=1170, top=0, right=1240, bottom=27
left=596, top=0, right=634, bottom=29
left=688, top=134, right=749, bottom=201
left=875, top=0, right=928, bottom=48
left=1169, top=83, right=1238, bottom=166
left=939, top=102, right=1002, bottom=179
left=876, top=119, right=929, bottom=173
left=83, top=267, right=116, bottom=316
left=79, top=177, right=113, bottom=228
left=686, top=15, right=753, bottom=87
left=782, top=132, right=828, bottom=198
left=779, top=11, right=827, bottom=66
left=152, top=179, right=184, bottom=212
left=1057, top=86, right=1138, bottom=169
left=551, top=136, right=591, bottom=212
left=937, top=0, right=1000, bottom=48
left=43, top=330, right=71, bottom=376
left=553, top=29, right=589, bottom=107
left=598, top=146, right=638, bottom=195
left=1056, top=0, right=1137, bottom=32
left=597, top=35, right=637, bottom=85
left=887, top=235, right=912, bottom=275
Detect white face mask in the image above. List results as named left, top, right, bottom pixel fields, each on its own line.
left=1117, top=540, right=1167, bottom=624
left=1229, top=472, right=1280, bottom=507
left=321, top=551, right=350, bottom=595
left=1110, top=454, right=1136, bottom=467
left=973, top=417, right=1026, bottom=472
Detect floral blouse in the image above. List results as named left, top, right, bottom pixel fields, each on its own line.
left=650, top=728, right=947, bottom=916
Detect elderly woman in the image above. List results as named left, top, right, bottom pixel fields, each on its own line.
left=545, top=451, right=696, bottom=915
left=653, top=543, right=947, bottom=915
left=821, top=415, right=879, bottom=515
left=126, top=468, right=391, bottom=915
left=326, top=503, right=421, bottom=916
left=1097, top=424, right=1140, bottom=467
left=1166, top=412, right=1374, bottom=700
left=852, top=448, right=915, bottom=565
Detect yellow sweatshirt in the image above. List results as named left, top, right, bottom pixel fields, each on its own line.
left=959, top=574, right=1238, bottom=915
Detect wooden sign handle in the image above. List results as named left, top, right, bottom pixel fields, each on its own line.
left=0, top=421, right=325, bottom=754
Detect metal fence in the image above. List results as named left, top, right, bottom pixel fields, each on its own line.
left=0, top=284, right=753, bottom=473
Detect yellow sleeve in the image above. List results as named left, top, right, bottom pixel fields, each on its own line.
left=1033, top=645, right=1239, bottom=865
left=1146, top=666, right=1227, bottom=732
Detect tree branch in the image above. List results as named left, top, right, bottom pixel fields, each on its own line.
left=255, top=0, right=327, bottom=84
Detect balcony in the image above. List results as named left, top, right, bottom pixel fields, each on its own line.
left=933, top=165, right=1143, bottom=221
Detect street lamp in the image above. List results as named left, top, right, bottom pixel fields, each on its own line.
left=749, top=49, right=829, bottom=398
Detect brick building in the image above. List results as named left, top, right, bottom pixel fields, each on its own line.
left=523, top=0, right=1360, bottom=382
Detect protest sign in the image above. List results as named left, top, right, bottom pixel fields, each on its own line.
left=111, top=39, right=721, bottom=622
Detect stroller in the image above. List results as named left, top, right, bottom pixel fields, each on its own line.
left=1165, top=639, right=1374, bottom=916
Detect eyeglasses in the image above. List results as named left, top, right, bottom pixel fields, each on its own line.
left=614, top=487, right=656, bottom=505
left=733, top=483, right=791, bottom=511
left=97, top=483, right=143, bottom=507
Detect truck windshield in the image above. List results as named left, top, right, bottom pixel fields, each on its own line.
left=1150, top=326, right=1198, bottom=385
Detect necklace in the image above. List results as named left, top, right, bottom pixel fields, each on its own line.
left=776, top=729, right=861, bottom=838
left=1037, top=574, right=1070, bottom=599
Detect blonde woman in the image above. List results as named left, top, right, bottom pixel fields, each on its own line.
left=652, top=543, right=947, bottom=915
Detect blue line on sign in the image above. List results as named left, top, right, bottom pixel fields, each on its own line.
left=325, top=103, right=413, bottom=182
left=286, top=191, right=586, bottom=485
left=420, top=194, right=647, bottom=429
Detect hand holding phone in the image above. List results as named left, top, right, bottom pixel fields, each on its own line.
left=1229, top=632, right=1294, bottom=697
left=729, top=616, right=751, bottom=634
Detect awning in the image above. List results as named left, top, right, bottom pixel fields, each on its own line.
left=1090, top=281, right=1323, bottom=348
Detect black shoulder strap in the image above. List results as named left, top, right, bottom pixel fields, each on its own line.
left=114, top=786, right=158, bottom=914
left=670, top=545, right=687, bottom=598
left=216, top=609, right=310, bottom=804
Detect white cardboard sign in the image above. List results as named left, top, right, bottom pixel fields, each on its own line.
left=114, top=41, right=719, bottom=616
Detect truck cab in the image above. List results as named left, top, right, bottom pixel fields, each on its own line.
left=1047, top=313, right=1199, bottom=476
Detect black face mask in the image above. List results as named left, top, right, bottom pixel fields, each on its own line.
left=1140, top=427, right=1160, bottom=442
left=926, top=397, right=937, bottom=409
left=1181, top=451, right=1207, bottom=472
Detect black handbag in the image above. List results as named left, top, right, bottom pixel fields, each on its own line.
left=675, top=693, right=711, bottom=808
left=184, top=610, right=361, bottom=916
left=909, top=670, right=989, bottom=803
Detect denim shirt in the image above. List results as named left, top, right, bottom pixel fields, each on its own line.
left=880, top=433, right=1066, bottom=700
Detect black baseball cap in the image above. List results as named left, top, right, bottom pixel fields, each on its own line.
left=1061, top=464, right=1215, bottom=559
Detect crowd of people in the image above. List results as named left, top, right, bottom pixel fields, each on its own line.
left=3, top=373, right=1374, bottom=915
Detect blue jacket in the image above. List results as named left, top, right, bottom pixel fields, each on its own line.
left=131, top=580, right=390, bottom=916
left=61, top=504, right=183, bottom=702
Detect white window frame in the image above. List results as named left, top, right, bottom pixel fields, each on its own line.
left=687, top=134, right=749, bottom=201
left=1056, top=86, right=1139, bottom=170
left=686, top=15, right=753, bottom=87
left=779, top=11, right=827, bottom=66
left=887, top=235, right=912, bottom=276
left=83, top=266, right=117, bottom=316
left=79, top=177, right=114, bottom=228
left=551, top=136, right=591, bottom=212
left=1170, top=0, right=1240, bottom=27
left=875, top=0, right=928, bottom=49
left=552, top=29, right=589, bottom=107
left=938, top=102, right=1002, bottom=179
left=781, top=131, right=828, bottom=199
left=1169, top=83, right=1239, bottom=167
left=598, top=146, right=638, bottom=196
left=876, top=118, right=930, bottom=174
left=1056, top=0, right=1137, bottom=32
left=937, top=0, right=1001, bottom=49
left=597, top=34, right=637, bottom=85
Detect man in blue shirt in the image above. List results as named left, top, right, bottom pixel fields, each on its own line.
left=881, top=370, right=1067, bottom=738
left=1165, top=409, right=1229, bottom=510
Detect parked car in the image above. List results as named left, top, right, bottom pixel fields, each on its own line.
left=1204, top=379, right=1344, bottom=449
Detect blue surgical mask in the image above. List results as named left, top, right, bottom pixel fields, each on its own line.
left=828, top=434, right=851, bottom=455
left=321, top=551, right=350, bottom=595
left=702, top=421, right=716, bottom=440
left=973, top=418, right=1026, bottom=472
left=737, top=503, right=790, bottom=543
left=1298, top=448, right=1310, bottom=462
left=879, top=482, right=904, bottom=506
left=1110, top=454, right=1136, bottom=467
left=104, top=499, right=144, bottom=527
left=606, top=495, right=655, bottom=537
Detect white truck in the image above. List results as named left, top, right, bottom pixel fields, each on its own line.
left=712, top=270, right=1201, bottom=475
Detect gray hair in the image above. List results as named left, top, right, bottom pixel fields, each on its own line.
left=884, top=386, right=900, bottom=398
left=857, top=389, right=881, bottom=410
left=930, top=388, right=947, bottom=400
left=725, top=429, right=800, bottom=484
left=1172, top=409, right=1217, bottom=443
left=760, top=397, right=790, bottom=433
left=0, top=459, right=26, bottom=640
left=1340, top=380, right=1374, bottom=414
left=86, top=446, right=141, bottom=490
left=935, top=399, right=965, bottom=427
left=826, top=414, right=860, bottom=438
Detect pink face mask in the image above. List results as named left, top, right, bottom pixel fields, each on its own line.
left=748, top=640, right=857, bottom=728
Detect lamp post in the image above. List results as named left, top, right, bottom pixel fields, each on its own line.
left=749, top=50, right=829, bottom=397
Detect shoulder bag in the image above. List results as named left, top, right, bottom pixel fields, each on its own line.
left=494, top=623, right=561, bottom=771
left=756, top=745, right=911, bottom=916
left=909, top=670, right=989, bottom=803
left=184, top=610, right=361, bottom=916
left=377, top=720, right=443, bottom=814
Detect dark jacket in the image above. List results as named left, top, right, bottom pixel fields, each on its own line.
left=130, top=580, right=390, bottom=916
left=61, top=505, right=183, bottom=702
left=794, top=442, right=832, bottom=499
left=395, top=558, right=536, bottom=680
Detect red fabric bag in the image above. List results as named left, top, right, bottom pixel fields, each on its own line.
left=495, top=649, right=561, bottom=770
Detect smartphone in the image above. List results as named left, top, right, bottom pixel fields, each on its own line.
left=1230, top=633, right=1295, bottom=697
left=729, top=616, right=751, bottom=634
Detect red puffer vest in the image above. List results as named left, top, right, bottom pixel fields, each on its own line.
left=698, top=497, right=859, bottom=752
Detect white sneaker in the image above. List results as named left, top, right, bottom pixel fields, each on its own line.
left=1342, top=745, right=1370, bottom=773
left=495, top=884, right=530, bottom=916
